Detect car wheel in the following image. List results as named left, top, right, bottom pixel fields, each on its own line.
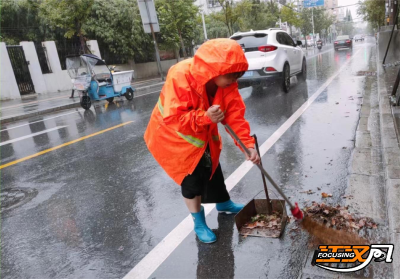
left=299, top=58, right=307, bottom=82
left=282, top=63, right=290, bottom=93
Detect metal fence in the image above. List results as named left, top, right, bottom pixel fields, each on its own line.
left=56, top=38, right=91, bottom=70
left=34, top=42, right=52, bottom=74
left=6, top=46, right=35, bottom=95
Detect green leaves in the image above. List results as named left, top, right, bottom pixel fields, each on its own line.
left=281, top=3, right=301, bottom=29
left=210, top=0, right=252, bottom=36
left=313, top=8, right=335, bottom=37
left=207, top=0, right=279, bottom=37
left=38, top=0, right=94, bottom=40
left=155, top=0, right=199, bottom=57
left=299, top=8, right=313, bottom=38
left=357, top=0, right=385, bottom=30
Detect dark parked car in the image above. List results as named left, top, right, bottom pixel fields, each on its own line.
left=334, top=35, right=352, bottom=51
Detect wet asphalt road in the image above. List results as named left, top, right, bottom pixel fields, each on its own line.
left=0, top=38, right=392, bottom=279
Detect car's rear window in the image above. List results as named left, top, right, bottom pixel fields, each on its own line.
left=231, top=34, right=268, bottom=48
left=336, top=35, right=350, bottom=40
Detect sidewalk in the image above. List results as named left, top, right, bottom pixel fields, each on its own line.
left=374, top=39, right=400, bottom=277
left=0, top=77, right=164, bottom=124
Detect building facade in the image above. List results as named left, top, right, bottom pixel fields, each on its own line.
left=194, top=0, right=222, bottom=14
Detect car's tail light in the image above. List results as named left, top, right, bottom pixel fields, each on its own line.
left=258, top=45, right=278, bottom=52
left=334, top=41, right=338, bottom=44
left=346, top=40, right=351, bottom=43
left=264, top=67, right=277, bottom=72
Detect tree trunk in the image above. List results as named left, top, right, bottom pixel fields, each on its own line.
left=79, top=32, right=86, bottom=54
left=178, top=30, right=187, bottom=59
left=175, top=48, right=180, bottom=63
left=224, top=1, right=231, bottom=36
left=76, top=20, right=87, bottom=54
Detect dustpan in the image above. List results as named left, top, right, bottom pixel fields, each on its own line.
left=234, top=134, right=288, bottom=238
left=224, top=124, right=364, bottom=244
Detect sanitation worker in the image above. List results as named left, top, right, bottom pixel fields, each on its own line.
left=144, top=39, right=260, bottom=244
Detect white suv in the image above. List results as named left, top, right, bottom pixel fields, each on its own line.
left=230, top=29, right=307, bottom=93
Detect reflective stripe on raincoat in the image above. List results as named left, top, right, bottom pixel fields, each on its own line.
left=144, top=39, right=255, bottom=185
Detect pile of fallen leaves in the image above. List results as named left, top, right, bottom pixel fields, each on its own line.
left=304, top=202, right=377, bottom=233
left=240, top=212, right=283, bottom=238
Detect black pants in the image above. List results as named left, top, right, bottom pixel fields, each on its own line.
left=181, top=163, right=230, bottom=204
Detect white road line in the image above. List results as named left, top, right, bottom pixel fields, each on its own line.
left=0, top=95, right=70, bottom=110
left=133, top=78, right=161, bottom=84
left=0, top=126, right=68, bottom=146
left=122, top=49, right=362, bottom=279
left=0, top=90, right=162, bottom=132
left=134, top=90, right=162, bottom=98
left=0, top=82, right=163, bottom=111
left=305, top=48, right=333, bottom=60
left=0, top=111, right=81, bottom=132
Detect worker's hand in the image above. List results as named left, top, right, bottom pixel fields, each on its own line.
left=206, top=106, right=224, bottom=123
left=245, top=148, right=261, bottom=164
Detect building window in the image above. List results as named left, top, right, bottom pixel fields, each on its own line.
left=208, top=0, right=221, bottom=8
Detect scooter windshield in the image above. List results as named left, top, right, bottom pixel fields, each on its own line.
left=83, top=56, right=111, bottom=81
left=66, top=56, right=89, bottom=79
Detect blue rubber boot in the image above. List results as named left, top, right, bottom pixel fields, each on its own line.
left=191, top=206, right=217, bottom=244
left=216, top=200, right=244, bottom=214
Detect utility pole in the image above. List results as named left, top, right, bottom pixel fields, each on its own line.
left=144, top=0, right=164, bottom=81
left=312, top=7, right=315, bottom=47
left=201, top=11, right=208, bottom=41
left=389, top=0, right=398, bottom=26
left=138, top=0, right=164, bottom=80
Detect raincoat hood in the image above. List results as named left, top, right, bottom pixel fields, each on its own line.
left=144, top=38, right=254, bottom=185
left=190, top=39, right=249, bottom=86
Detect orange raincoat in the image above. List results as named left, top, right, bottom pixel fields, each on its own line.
left=144, top=39, right=255, bottom=185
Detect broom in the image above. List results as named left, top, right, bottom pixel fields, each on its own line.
left=224, top=124, right=367, bottom=245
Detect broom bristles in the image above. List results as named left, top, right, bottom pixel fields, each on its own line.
left=301, top=216, right=368, bottom=245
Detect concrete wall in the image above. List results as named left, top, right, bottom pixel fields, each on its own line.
left=43, top=71, right=73, bottom=93
left=115, top=58, right=183, bottom=80
left=1, top=39, right=183, bottom=99
left=0, top=42, right=21, bottom=100
left=20, top=41, right=47, bottom=94
left=42, top=41, right=62, bottom=73
left=87, top=40, right=101, bottom=58
left=378, top=29, right=400, bottom=63
left=41, top=41, right=72, bottom=93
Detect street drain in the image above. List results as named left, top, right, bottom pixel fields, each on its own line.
left=356, top=71, right=376, bottom=76
left=1, top=188, right=38, bottom=212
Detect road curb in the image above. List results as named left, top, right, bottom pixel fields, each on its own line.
left=377, top=45, right=400, bottom=279
left=0, top=81, right=164, bottom=125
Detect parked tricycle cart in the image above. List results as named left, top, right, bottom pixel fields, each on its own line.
left=66, top=54, right=135, bottom=110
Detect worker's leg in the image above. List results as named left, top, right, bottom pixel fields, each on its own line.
left=204, top=164, right=244, bottom=214
left=184, top=196, right=201, bottom=213
left=182, top=165, right=216, bottom=243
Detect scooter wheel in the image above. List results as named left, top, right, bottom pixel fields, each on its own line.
left=80, top=95, right=91, bottom=110
left=125, top=88, right=134, bottom=100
